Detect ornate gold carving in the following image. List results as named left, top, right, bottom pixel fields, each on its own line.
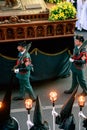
left=36, top=26, right=44, bottom=37
left=0, top=19, right=77, bottom=42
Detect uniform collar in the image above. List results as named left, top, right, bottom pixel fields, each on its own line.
left=77, top=45, right=81, bottom=49
left=21, top=49, right=26, bottom=54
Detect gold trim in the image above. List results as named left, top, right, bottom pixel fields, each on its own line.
left=30, top=48, right=68, bottom=56
left=0, top=53, right=17, bottom=60
left=0, top=48, right=69, bottom=60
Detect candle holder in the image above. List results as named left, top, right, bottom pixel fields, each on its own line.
left=49, top=91, right=58, bottom=130
left=25, top=99, right=33, bottom=130
left=78, top=95, right=85, bottom=111
left=25, top=99, right=32, bottom=113
left=78, top=94, right=86, bottom=130
left=49, top=91, right=58, bottom=106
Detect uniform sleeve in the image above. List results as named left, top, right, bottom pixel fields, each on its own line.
left=74, top=59, right=86, bottom=64
left=74, top=48, right=87, bottom=64
left=19, top=65, right=30, bottom=72
left=19, top=53, right=32, bottom=72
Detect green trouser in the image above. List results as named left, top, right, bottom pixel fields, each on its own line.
left=19, top=78, right=36, bottom=100
left=71, top=69, right=87, bottom=93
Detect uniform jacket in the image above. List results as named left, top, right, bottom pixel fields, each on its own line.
left=16, top=52, right=32, bottom=80
left=71, top=46, right=87, bottom=71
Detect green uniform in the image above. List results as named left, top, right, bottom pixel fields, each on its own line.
left=70, top=46, right=87, bottom=93
left=16, top=52, right=36, bottom=100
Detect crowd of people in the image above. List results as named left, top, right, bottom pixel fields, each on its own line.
left=0, top=0, right=87, bottom=129
left=0, top=79, right=87, bottom=130
left=13, top=34, right=87, bottom=129
left=0, top=34, right=87, bottom=130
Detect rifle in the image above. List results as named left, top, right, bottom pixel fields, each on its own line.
left=12, top=42, right=32, bottom=71
left=72, top=40, right=87, bottom=60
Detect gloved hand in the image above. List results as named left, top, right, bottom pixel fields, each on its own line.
left=78, top=111, right=87, bottom=118
left=52, top=109, right=58, bottom=117
left=14, top=69, right=19, bottom=73
left=27, top=120, right=34, bottom=130
left=69, top=58, right=74, bottom=62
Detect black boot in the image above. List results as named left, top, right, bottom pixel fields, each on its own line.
left=64, top=89, right=73, bottom=94
left=13, top=96, right=24, bottom=101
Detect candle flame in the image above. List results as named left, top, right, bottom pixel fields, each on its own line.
left=0, top=102, right=2, bottom=109
left=49, top=91, right=57, bottom=102
left=25, top=99, right=32, bottom=109
left=78, top=95, right=85, bottom=107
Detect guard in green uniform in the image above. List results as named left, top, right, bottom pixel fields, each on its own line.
left=64, top=35, right=87, bottom=96
left=13, top=41, right=36, bottom=101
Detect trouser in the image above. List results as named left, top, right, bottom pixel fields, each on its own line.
left=19, top=78, right=36, bottom=100
left=71, top=69, right=87, bottom=93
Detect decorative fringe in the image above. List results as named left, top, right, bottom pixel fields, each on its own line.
left=0, top=48, right=69, bottom=60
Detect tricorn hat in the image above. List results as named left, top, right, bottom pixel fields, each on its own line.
left=18, top=41, right=27, bottom=47
left=75, top=35, right=84, bottom=42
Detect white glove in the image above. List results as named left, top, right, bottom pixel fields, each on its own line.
left=69, top=58, right=74, bottom=62
left=27, top=120, right=34, bottom=130
left=52, top=109, right=58, bottom=117
left=14, top=69, right=19, bottom=73
left=78, top=111, right=87, bottom=119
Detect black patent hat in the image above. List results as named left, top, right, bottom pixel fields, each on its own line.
left=75, top=35, right=84, bottom=42
left=18, top=41, right=27, bottom=47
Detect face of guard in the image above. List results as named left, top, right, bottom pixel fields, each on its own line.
left=17, top=41, right=27, bottom=52
left=75, top=39, right=82, bottom=46
left=17, top=45, right=26, bottom=52
left=75, top=35, right=84, bottom=46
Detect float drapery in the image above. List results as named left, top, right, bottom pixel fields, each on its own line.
left=0, top=48, right=71, bottom=85
left=0, top=37, right=74, bottom=86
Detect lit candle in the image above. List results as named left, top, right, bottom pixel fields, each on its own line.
left=49, top=91, right=58, bottom=130
left=78, top=95, right=85, bottom=108
left=0, top=102, right=2, bottom=109
left=25, top=99, right=33, bottom=110
left=49, top=91, right=58, bottom=103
